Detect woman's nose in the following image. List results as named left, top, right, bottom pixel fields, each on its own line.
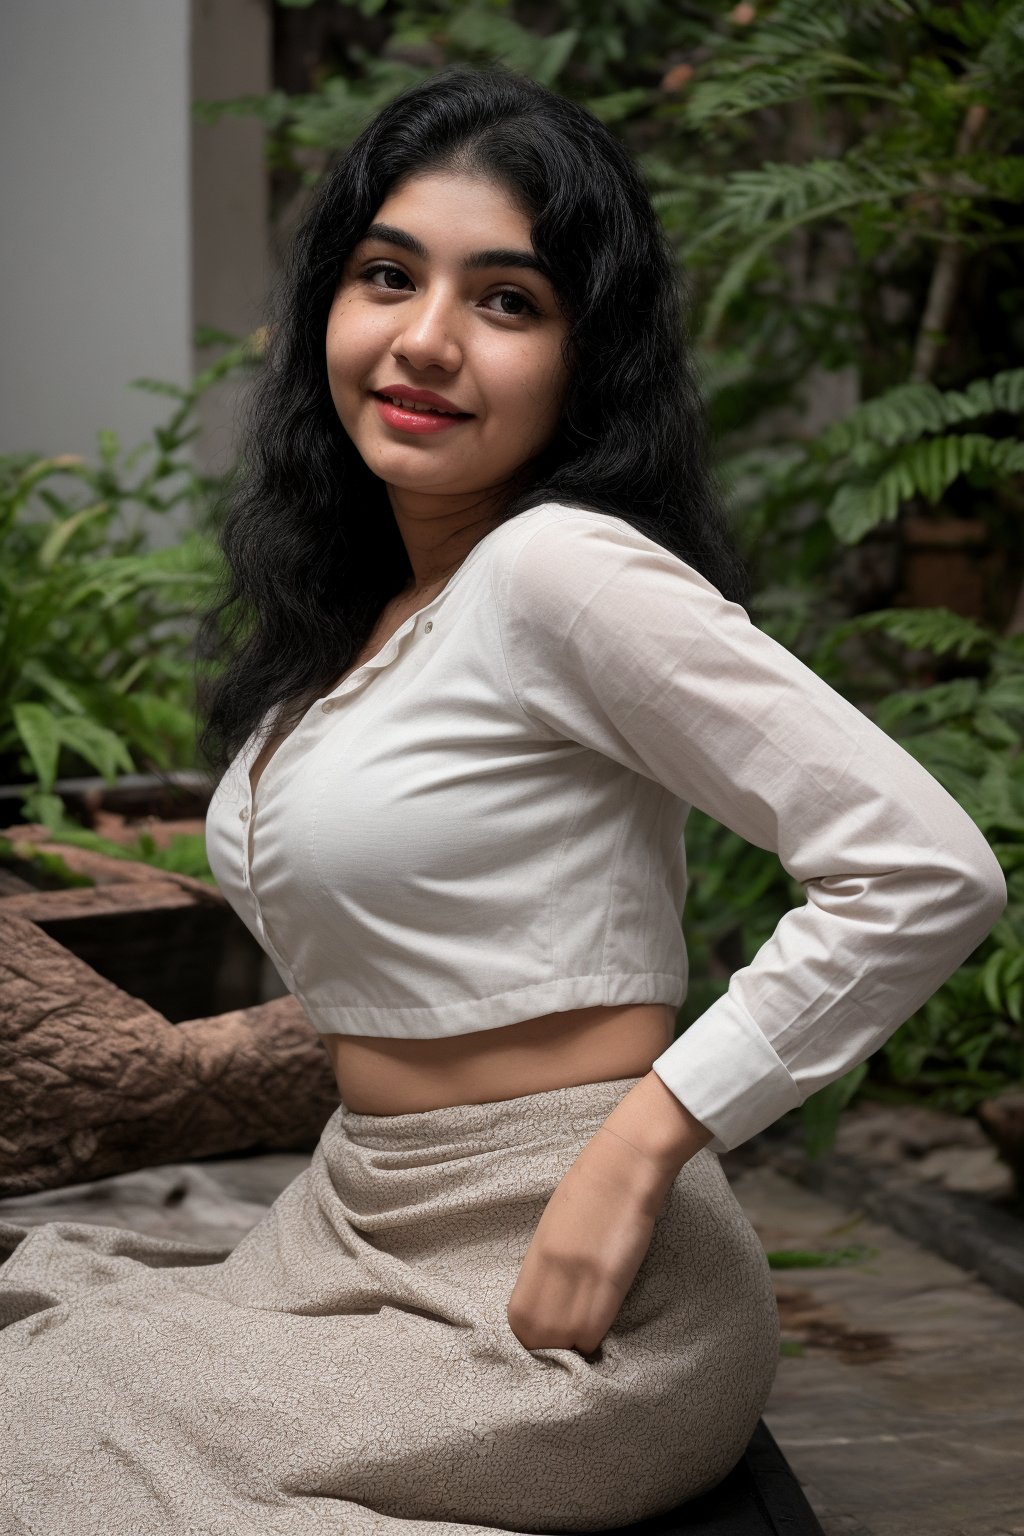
left=390, top=287, right=463, bottom=371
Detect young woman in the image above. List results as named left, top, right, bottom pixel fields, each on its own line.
left=0, top=62, right=1005, bottom=1535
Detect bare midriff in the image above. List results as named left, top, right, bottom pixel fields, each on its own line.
left=246, top=582, right=675, bottom=1116
left=320, top=1004, right=675, bottom=1114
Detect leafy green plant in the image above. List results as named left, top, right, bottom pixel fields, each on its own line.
left=0, top=334, right=257, bottom=831
left=816, top=607, right=1024, bottom=1115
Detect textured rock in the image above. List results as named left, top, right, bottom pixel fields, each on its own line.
left=0, top=913, right=339, bottom=1196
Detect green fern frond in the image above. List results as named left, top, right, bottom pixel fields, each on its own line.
left=822, top=381, right=948, bottom=451
left=684, top=55, right=887, bottom=126
left=691, top=158, right=927, bottom=339
left=825, top=606, right=995, bottom=661
left=682, top=0, right=913, bottom=126
left=956, top=369, right=1024, bottom=418
left=688, top=144, right=1022, bottom=339
left=826, top=434, right=1024, bottom=541
left=821, top=370, right=1024, bottom=454
left=874, top=678, right=983, bottom=731
left=688, top=157, right=920, bottom=254
left=733, top=8, right=849, bottom=57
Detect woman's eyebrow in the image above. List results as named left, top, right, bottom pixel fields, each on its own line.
left=356, top=222, right=547, bottom=277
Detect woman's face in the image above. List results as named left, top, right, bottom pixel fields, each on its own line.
left=326, top=171, right=571, bottom=523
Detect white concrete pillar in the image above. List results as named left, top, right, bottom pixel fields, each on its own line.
left=0, top=0, right=271, bottom=544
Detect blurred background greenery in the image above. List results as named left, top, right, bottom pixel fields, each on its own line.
left=2, top=0, right=1022, bottom=1150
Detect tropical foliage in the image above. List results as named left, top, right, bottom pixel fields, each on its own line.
left=0, top=335, right=258, bottom=828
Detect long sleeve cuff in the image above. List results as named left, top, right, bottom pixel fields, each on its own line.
left=650, top=992, right=803, bottom=1154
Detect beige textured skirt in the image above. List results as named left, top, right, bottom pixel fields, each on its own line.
left=0, top=1074, right=780, bottom=1536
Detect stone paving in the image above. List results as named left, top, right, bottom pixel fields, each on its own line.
left=1, top=1150, right=1022, bottom=1535
left=729, top=1163, right=1024, bottom=1536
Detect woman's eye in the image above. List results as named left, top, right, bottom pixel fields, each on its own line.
left=362, top=264, right=411, bottom=293
left=481, top=289, right=540, bottom=318
left=358, top=263, right=540, bottom=319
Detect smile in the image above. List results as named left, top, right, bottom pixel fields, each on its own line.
left=377, top=394, right=467, bottom=416
left=373, top=395, right=474, bottom=435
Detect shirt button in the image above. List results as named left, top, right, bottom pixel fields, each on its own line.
left=239, top=806, right=249, bottom=822
left=321, top=700, right=332, bottom=713
left=424, top=620, right=433, bottom=633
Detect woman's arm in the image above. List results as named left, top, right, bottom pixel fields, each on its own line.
left=600, top=1069, right=714, bottom=1180
left=499, top=510, right=1005, bottom=1349
left=506, top=1084, right=708, bottom=1355
left=495, top=511, right=1007, bottom=1156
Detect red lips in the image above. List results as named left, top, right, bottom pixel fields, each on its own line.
left=373, top=384, right=471, bottom=415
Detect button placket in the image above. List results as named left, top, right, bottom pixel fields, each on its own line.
left=237, top=731, right=264, bottom=893
left=319, top=610, right=434, bottom=713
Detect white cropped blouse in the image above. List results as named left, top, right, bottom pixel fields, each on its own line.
left=205, top=501, right=1007, bottom=1153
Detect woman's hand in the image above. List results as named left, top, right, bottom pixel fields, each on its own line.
left=506, top=1124, right=674, bottom=1356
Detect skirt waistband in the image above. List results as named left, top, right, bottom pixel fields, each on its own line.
left=335, top=1074, right=647, bottom=1152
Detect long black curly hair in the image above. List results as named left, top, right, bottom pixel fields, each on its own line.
left=193, top=60, right=751, bottom=781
